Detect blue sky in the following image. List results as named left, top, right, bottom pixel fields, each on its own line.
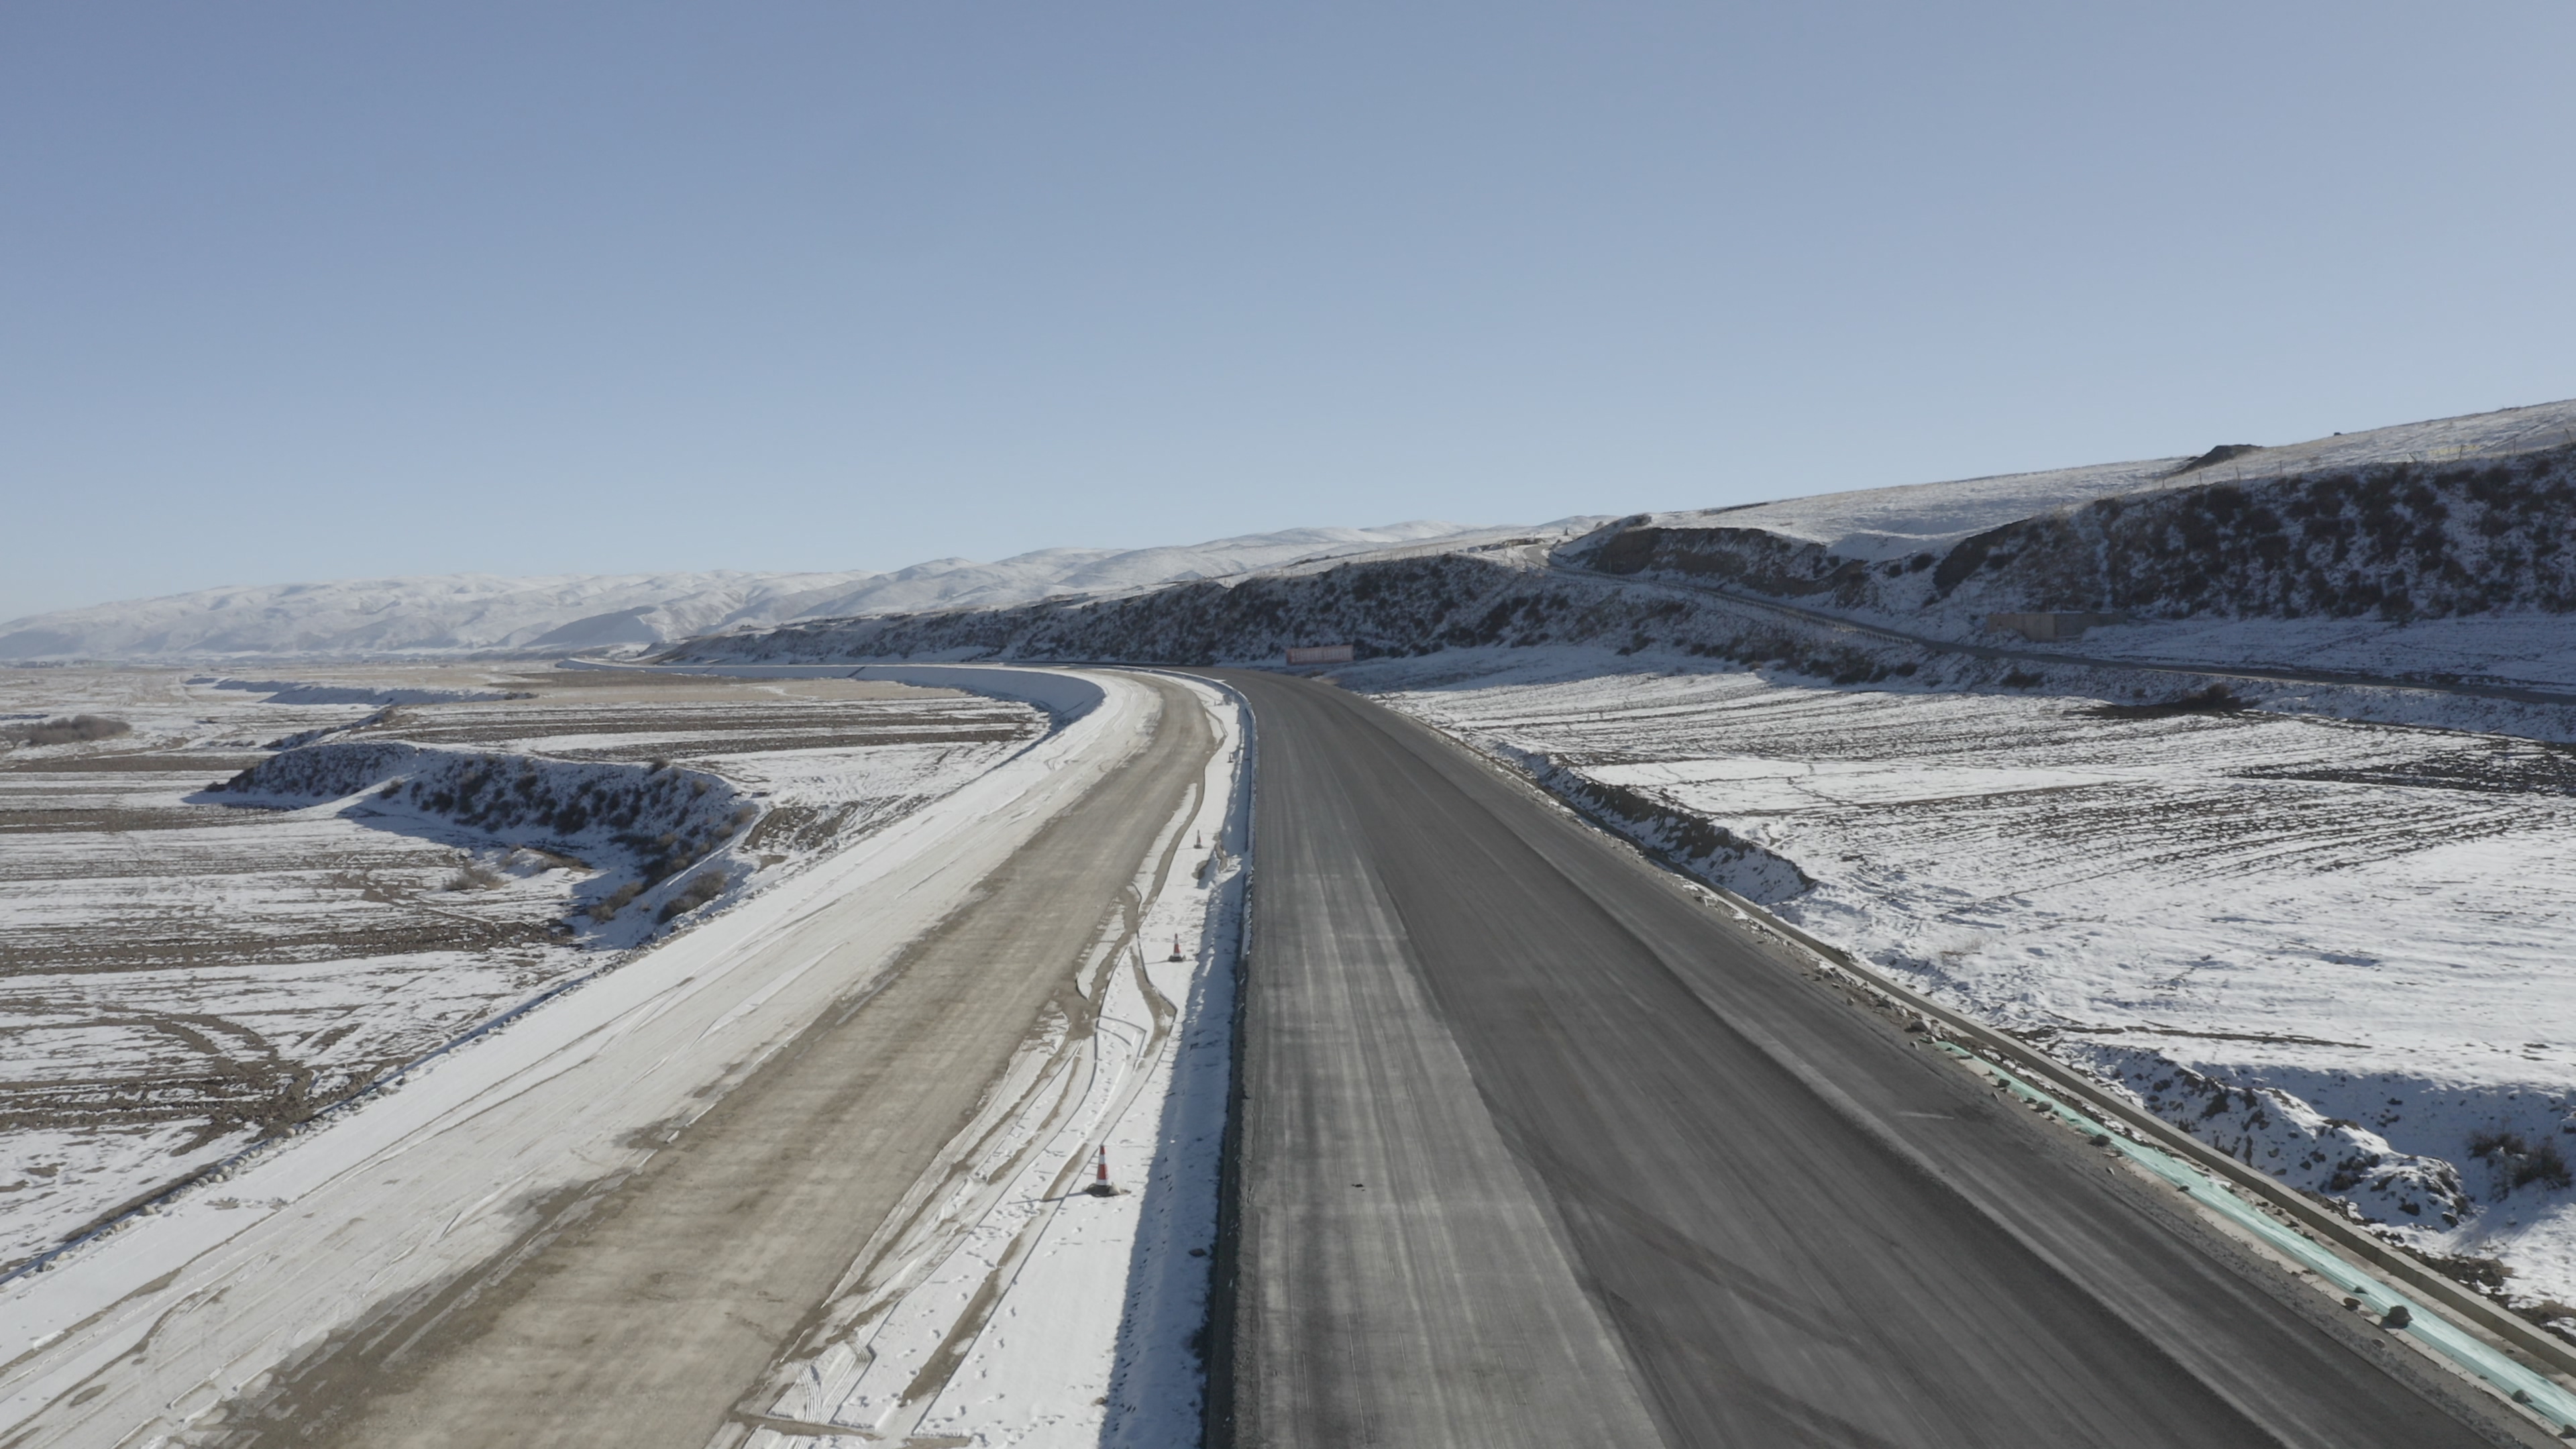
left=5, top=2, right=2572, bottom=621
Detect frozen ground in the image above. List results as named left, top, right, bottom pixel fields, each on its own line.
left=1349, top=647, right=2576, bottom=1326
left=0, top=664, right=1041, bottom=1275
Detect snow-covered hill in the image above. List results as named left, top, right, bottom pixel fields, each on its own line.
left=0, top=521, right=1501, bottom=662
left=1561, top=396, right=2576, bottom=667
left=678, top=398, right=2576, bottom=700
left=1613, top=396, right=2576, bottom=565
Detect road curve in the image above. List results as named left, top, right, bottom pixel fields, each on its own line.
left=1213, top=669, right=2515, bottom=1448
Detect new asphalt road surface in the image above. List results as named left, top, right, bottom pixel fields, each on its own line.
left=1214, top=669, right=2522, bottom=1448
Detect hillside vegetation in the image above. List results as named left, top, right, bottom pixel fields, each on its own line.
left=668, top=552, right=1929, bottom=686
left=1571, top=443, right=2576, bottom=627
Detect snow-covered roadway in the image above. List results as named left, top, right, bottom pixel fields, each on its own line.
left=0, top=667, right=1230, bottom=1448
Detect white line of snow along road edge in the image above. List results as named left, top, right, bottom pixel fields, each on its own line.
left=0, top=667, right=1159, bottom=1447
left=728, top=674, right=1250, bottom=1449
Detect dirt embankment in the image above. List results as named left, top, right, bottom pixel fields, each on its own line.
left=213, top=741, right=757, bottom=924
left=1487, top=743, right=1810, bottom=904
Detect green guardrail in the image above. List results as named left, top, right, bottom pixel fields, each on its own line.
left=1940, top=1041, right=2576, bottom=1437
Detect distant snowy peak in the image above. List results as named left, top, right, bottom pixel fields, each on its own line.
left=0, top=521, right=1500, bottom=662
left=1627, top=396, right=2576, bottom=563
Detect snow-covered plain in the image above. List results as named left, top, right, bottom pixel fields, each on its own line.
left=1350, top=647, right=2576, bottom=1322
left=0, top=521, right=1519, bottom=662
left=0, top=664, right=1042, bottom=1277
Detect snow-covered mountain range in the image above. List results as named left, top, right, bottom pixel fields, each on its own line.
left=21, top=395, right=2573, bottom=668
left=681, top=396, right=2576, bottom=696
left=0, top=522, right=1515, bottom=662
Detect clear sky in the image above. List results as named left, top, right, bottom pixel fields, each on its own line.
left=5, top=2, right=2572, bottom=622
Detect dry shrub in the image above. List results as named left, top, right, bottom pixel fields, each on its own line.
left=3, top=714, right=131, bottom=747
left=656, top=870, right=729, bottom=923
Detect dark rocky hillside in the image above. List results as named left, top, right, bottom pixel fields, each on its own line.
left=1570, top=444, right=2576, bottom=625
left=1568, top=522, right=1874, bottom=605
left=1937, top=445, right=2576, bottom=621
left=667, top=553, right=1929, bottom=684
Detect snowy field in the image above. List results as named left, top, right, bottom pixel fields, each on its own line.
left=0, top=666, right=1244, bottom=1449
left=0, top=664, right=1041, bottom=1275
left=1351, top=647, right=2576, bottom=1324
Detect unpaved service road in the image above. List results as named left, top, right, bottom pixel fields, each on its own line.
left=206, top=677, right=1213, bottom=1448
left=1214, top=671, right=2518, bottom=1449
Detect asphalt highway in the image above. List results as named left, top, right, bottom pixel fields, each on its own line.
left=1214, top=669, right=2518, bottom=1448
